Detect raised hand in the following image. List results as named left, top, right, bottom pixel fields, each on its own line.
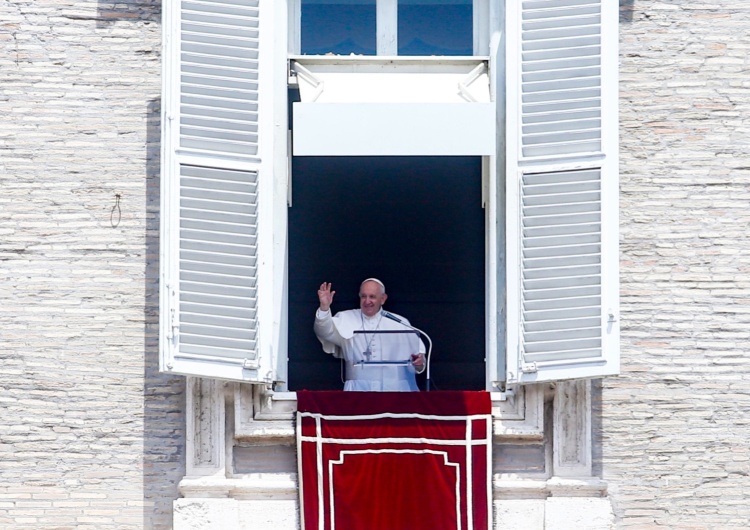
left=318, top=282, right=335, bottom=312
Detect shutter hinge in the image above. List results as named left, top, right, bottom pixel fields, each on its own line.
left=164, top=283, right=178, bottom=370
left=243, top=358, right=259, bottom=370
left=490, top=382, right=515, bottom=400
left=521, top=362, right=538, bottom=374
left=166, top=283, right=178, bottom=341
left=607, top=310, right=617, bottom=333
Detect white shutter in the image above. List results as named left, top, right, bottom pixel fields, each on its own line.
left=505, top=0, right=618, bottom=384
left=161, top=0, right=286, bottom=383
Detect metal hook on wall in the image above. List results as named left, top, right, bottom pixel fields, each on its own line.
left=110, top=193, right=121, bottom=228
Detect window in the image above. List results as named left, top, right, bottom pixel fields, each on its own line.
left=301, top=0, right=376, bottom=55
left=398, top=0, right=472, bottom=56
left=295, top=0, right=480, bottom=56
left=160, top=0, right=619, bottom=390
left=287, top=156, right=486, bottom=390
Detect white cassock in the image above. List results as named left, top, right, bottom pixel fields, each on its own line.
left=314, top=308, right=426, bottom=391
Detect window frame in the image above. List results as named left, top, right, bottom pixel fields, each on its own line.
left=288, top=0, right=489, bottom=56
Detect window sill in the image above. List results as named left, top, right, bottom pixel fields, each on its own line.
left=233, top=385, right=544, bottom=443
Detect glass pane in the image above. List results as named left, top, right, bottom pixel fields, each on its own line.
left=301, top=0, right=376, bottom=55
left=398, top=0, right=473, bottom=56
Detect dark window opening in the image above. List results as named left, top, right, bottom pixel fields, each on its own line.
left=288, top=156, right=485, bottom=390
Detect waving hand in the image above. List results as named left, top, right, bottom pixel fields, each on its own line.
left=317, top=282, right=335, bottom=312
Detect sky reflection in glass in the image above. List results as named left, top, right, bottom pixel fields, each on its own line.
left=301, top=0, right=472, bottom=56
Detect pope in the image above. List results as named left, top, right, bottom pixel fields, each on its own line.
left=314, top=278, right=426, bottom=391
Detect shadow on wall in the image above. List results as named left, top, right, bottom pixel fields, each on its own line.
left=591, top=379, right=605, bottom=479
left=95, top=0, right=181, bottom=525
left=143, top=97, right=186, bottom=529
left=620, top=0, right=635, bottom=23
left=96, top=0, right=161, bottom=28
left=96, top=2, right=179, bottom=527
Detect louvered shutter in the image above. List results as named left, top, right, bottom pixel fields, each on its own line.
left=504, top=0, right=619, bottom=384
left=160, top=0, right=285, bottom=383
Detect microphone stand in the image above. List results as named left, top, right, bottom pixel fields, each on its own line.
left=381, top=311, right=434, bottom=391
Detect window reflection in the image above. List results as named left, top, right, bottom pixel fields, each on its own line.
left=300, top=0, right=473, bottom=57
left=398, top=0, right=472, bottom=56
left=301, top=0, right=377, bottom=55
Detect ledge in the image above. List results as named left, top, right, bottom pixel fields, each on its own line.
left=179, top=474, right=298, bottom=500
left=234, top=420, right=295, bottom=443
left=494, top=477, right=609, bottom=500
left=179, top=474, right=608, bottom=502
left=546, top=477, right=609, bottom=498
left=237, top=387, right=545, bottom=442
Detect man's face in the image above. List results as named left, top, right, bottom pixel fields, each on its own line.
left=359, top=281, right=387, bottom=318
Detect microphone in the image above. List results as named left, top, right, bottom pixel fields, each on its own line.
left=381, top=311, right=403, bottom=323
left=381, top=310, right=434, bottom=391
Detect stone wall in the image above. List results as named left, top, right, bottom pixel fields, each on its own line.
left=0, top=1, right=183, bottom=528
left=605, top=1, right=750, bottom=527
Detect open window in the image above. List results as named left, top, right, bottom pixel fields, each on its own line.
left=288, top=156, right=486, bottom=390
left=159, top=0, right=619, bottom=390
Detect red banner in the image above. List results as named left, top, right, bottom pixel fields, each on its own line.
left=297, top=391, right=492, bottom=530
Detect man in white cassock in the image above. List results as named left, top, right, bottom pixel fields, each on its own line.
left=314, top=278, right=426, bottom=391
